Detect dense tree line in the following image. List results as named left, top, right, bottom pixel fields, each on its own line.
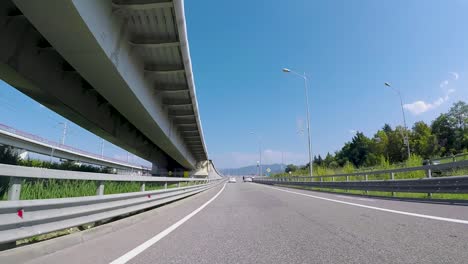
left=287, top=101, right=467, bottom=172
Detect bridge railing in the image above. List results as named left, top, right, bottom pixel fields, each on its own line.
left=0, top=164, right=225, bottom=245
left=253, top=160, right=468, bottom=194
left=0, top=123, right=149, bottom=169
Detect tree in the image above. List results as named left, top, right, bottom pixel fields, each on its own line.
left=447, top=101, right=468, bottom=152
left=0, top=145, right=19, bottom=198
left=349, top=132, right=373, bottom=167
left=323, top=152, right=335, bottom=167
left=336, top=132, right=373, bottom=167
left=411, top=121, right=438, bottom=159
left=313, top=155, right=324, bottom=166
left=285, top=164, right=298, bottom=173
left=335, top=142, right=351, bottom=166
left=386, top=126, right=407, bottom=162
left=448, top=101, right=468, bottom=129
left=432, top=114, right=456, bottom=155
left=0, top=145, right=19, bottom=165
left=371, top=129, right=390, bottom=161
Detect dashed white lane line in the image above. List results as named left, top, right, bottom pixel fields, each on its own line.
left=110, top=183, right=227, bottom=264
left=264, top=185, right=468, bottom=225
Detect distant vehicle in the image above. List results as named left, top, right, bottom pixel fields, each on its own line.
left=244, top=177, right=252, bottom=182
left=228, top=177, right=237, bottom=183
left=422, top=160, right=441, bottom=166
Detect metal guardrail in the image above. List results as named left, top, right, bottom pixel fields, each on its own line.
left=352, top=153, right=468, bottom=173
left=432, top=153, right=468, bottom=163
left=0, top=164, right=225, bottom=245
left=254, top=160, right=468, bottom=194
left=0, top=164, right=210, bottom=201
left=254, top=176, right=468, bottom=193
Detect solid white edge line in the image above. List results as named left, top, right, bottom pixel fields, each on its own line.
left=263, top=185, right=468, bottom=225
left=110, top=183, right=227, bottom=264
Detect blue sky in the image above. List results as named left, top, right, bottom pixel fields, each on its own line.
left=1, top=0, right=467, bottom=169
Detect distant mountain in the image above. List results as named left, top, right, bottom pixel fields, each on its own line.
left=220, top=164, right=285, bottom=176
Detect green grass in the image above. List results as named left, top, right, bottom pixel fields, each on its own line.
left=1, top=179, right=198, bottom=200
left=274, top=154, right=468, bottom=182
left=10, top=179, right=98, bottom=200
left=436, top=153, right=468, bottom=164
left=277, top=185, right=468, bottom=200
left=104, top=181, right=141, bottom=195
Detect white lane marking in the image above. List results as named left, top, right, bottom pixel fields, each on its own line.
left=335, top=195, right=375, bottom=202
left=264, top=185, right=468, bottom=225
left=110, top=183, right=227, bottom=264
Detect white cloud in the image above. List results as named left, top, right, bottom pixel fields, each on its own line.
left=213, top=149, right=308, bottom=168
left=450, top=72, right=459, bottom=80
left=440, top=80, right=449, bottom=88
left=404, top=101, right=435, bottom=115
left=349, top=129, right=357, bottom=134
left=404, top=73, right=458, bottom=115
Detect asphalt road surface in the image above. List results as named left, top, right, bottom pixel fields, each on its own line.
left=14, top=181, right=468, bottom=264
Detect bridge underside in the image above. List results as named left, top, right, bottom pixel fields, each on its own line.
left=0, top=0, right=208, bottom=175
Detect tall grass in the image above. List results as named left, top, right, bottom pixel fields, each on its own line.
left=0, top=179, right=194, bottom=200
left=274, top=155, right=438, bottom=181
left=104, top=181, right=141, bottom=195
left=11, top=179, right=98, bottom=200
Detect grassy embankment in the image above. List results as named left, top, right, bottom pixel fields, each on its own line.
left=272, top=155, right=468, bottom=200
left=0, top=180, right=199, bottom=201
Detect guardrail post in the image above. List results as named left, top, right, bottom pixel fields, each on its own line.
left=97, top=181, right=105, bottom=196
left=346, top=176, right=349, bottom=192
left=8, top=177, right=21, bottom=201
left=320, top=177, right=323, bottom=182
left=177, top=182, right=180, bottom=188
left=390, top=173, right=395, bottom=197
left=164, top=182, right=167, bottom=189
left=427, top=169, right=432, bottom=197
left=140, top=183, right=145, bottom=192
left=365, top=174, right=369, bottom=195
left=332, top=176, right=335, bottom=182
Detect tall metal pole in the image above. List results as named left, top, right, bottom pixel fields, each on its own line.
left=283, top=68, right=313, bottom=177
left=280, top=151, right=284, bottom=172
left=259, top=136, right=262, bottom=177
left=100, top=139, right=104, bottom=158
left=397, top=90, right=411, bottom=159
left=303, top=74, right=313, bottom=177
left=60, top=122, right=68, bottom=145
left=251, top=132, right=262, bottom=176
left=385, top=83, right=411, bottom=159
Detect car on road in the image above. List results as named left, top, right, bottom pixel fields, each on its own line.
left=422, top=159, right=441, bottom=166
left=244, top=177, right=252, bottom=182
left=228, top=177, right=237, bottom=183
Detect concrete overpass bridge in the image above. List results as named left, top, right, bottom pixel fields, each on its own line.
left=0, top=0, right=207, bottom=175
left=0, top=123, right=150, bottom=174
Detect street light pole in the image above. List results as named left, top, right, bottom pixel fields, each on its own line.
left=385, top=82, right=411, bottom=159
left=283, top=68, right=313, bottom=177
left=250, top=132, right=262, bottom=176
left=59, top=121, right=68, bottom=145
left=100, top=139, right=104, bottom=158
